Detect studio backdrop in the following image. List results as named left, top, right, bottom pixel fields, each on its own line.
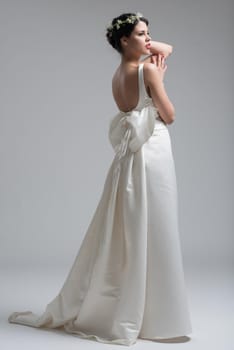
left=0, top=0, right=233, bottom=270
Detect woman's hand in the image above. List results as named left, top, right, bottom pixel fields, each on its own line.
left=149, top=41, right=173, bottom=58
left=150, top=53, right=167, bottom=81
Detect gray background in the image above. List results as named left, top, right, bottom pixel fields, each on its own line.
left=0, top=0, right=233, bottom=270
left=1, top=1, right=233, bottom=349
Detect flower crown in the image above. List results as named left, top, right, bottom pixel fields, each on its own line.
left=107, top=12, right=143, bottom=37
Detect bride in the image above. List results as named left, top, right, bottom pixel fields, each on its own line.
left=8, top=12, right=192, bottom=346
left=109, top=13, right=174, bottom=122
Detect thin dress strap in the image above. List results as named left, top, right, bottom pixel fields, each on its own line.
left=138, top=63, right=149, bottom=107
left=138, top=62, right=161, bottom=119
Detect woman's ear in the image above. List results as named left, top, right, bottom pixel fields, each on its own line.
left=120, top=36, right=128, bottom=49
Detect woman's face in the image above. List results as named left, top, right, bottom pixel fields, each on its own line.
left=121, top=20, right=151, bottom=56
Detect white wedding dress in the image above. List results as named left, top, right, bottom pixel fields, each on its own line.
left=8, top=63, right=192, bottom=346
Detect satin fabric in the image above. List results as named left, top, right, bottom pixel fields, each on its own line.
left=8, top=63, right=192, bottom=345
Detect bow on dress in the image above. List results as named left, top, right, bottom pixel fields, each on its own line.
left=108, top=104, right=160, bottom=190
left=109, top=104, right=158, bottom=157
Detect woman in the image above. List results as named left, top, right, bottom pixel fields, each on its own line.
left=8, top=12, right=192, bottom=346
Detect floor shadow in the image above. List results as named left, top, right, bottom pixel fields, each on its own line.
left=9, top=321, right=192, bottom=345
left=149, top=336, right=191, bottom=343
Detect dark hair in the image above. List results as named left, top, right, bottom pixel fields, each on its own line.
left=106, top=13, right=149, bottom=53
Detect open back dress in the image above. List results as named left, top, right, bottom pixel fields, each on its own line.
left=8, top=62, right=192, bottom=346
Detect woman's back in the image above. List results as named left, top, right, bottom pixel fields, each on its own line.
left=112, top=64, right=143, bottom=113
left=112, top=61, right=174, bottom=125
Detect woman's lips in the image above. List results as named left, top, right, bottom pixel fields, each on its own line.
left=145, top=44, right=151, bottom=49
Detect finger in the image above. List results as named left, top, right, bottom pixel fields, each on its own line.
left=161, top=56, right=164, bottom=67
left=162, top=55, right=165, bottom=65
left=151, top=54, right=156, bottom=64
left=152, top=54, right=157, bottom=65
left=157, top=54, right=161, bottom=66
left=160, top=54, right=164, bottom=67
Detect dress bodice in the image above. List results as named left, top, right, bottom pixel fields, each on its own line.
left=133, top=62, right=157, bottom=112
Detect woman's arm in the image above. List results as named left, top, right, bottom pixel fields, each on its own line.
left=150, top=41, right=173, bottom=57
left=144, top=58, right=175, bottom=125
left=141, top=41, right=173, bottom=63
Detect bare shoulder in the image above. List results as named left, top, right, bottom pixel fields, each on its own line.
left=143, top=62, right=159, bottom=82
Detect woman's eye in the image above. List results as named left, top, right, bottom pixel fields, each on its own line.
left=138, top=32, right=150, bottom=36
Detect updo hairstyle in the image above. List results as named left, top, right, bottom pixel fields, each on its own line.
left=106, top=13, right=149, bottom=53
